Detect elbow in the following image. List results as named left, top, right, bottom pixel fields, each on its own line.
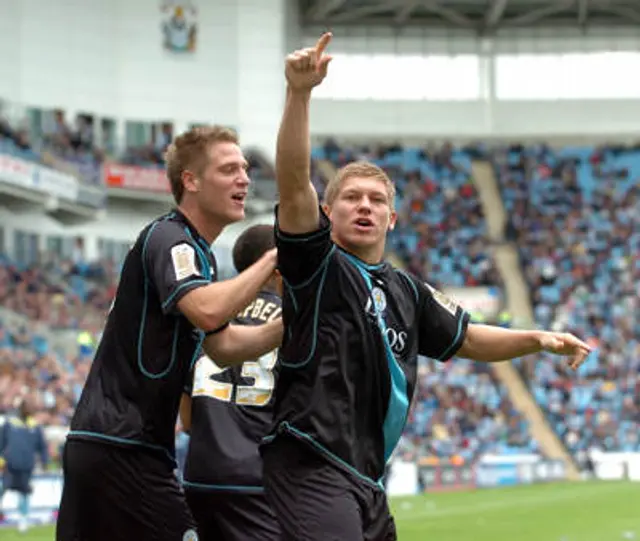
left=202, top=331, right=241, bottom=368
left=189, top=302, right=228, bottom=334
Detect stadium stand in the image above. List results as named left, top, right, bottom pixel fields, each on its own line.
left=312, top=141, right=502, bottom=290
left=493, top=144, right=640, bottom=453
left=0, top=102, right=638, bottom=531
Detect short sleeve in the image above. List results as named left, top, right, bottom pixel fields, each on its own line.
left=143, top=222, right=213, bottom=315
left=415, top=281, right=470, bottom=361
left=275, top=205, right=334, bottom=286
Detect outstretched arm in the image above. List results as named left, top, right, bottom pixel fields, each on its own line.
left=457, top=324, right=591, bottom=369
left=415, top=279, right=590, bottom=371
left=277, top=33, right=333, bottom=235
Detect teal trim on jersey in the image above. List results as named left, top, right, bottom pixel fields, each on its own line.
left=139, top=221, right=178, bottom=379
left=276, top=422, right=383, bottom=490
left=189, top=330, right=205, bottom=371
left=280, top=276, right=299, bottom=312
left=182, top=480, right=264, bottom=493
left=287, top=245, right=336, bottom=291
left=184, top=227, right=214, bottom=283
left=337, top=247, right=385, bottom=271
left=68, top=430, right=174, bottom=462
left=436, top=311, right=467, bottom=361
left=161, top=279, right=211, bottom=311
left=394, top=268, right=419, bottom=303
left=280, top=247, right=334, bottom=369
left=342, top=252, right=409, bottom=465
left=183, top=229, right=213, bottom=367
left=136, top=219, right=213, bottom=380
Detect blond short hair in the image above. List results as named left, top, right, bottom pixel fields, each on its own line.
left=165, top=125, right=239, bottom=203
left=323, top=161, right=396, bottom=208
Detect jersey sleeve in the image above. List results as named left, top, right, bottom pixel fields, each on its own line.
left=415, top=280, right=470, bottom=361
left=184, top=367, right=194, bottom=395
left=143, top=222, right=213, bottom=316
left=274, top=204, right=334, bottom=286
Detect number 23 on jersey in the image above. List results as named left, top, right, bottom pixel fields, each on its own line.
left=191, top=350, right=277, bottom=408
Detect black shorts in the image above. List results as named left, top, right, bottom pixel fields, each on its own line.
left=262, top=435, right=396, bottom=541
left=56, top=439, right=197, bottom=541
left=2, top=469, right=32, bottom=495
left=186, top=488, right=280, bottom=541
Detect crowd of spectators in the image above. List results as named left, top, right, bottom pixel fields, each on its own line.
left=493, top=143, right=639, bottom=453
left=0, top=253, right=117, bottom=463
left=1, top=133, right=637, bottom=468
left=0, top=100, right=274, bottom=188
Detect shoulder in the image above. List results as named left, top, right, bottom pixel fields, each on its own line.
left=390, top=267, right=420, bottom=303
left=141, top=213, right=191, bottom=250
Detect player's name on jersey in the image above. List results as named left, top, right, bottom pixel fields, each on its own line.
left=237, top=298, right=282, bottom=323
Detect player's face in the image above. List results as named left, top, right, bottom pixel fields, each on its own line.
left=198, top=142, right=250, bottom=225
left=326, top=176, right=396, bottom=254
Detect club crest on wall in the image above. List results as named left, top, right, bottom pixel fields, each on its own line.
left=161, top=0, right=197, bottom=53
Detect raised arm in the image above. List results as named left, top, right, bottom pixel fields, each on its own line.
left=277, top=33, right=333, bottom=235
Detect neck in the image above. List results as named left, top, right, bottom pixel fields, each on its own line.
left=332, top=235, right=385, bottom=265
left=177, top=202, right=224, bottom=245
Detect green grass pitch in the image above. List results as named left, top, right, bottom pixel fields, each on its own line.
left=6, top=481, right=639, bottom=540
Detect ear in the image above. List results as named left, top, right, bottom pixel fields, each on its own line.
left=388, top=210, right=397, bottom=231
left=182, top=170, right=200, bottom=195
left=321, top=203, right=331, bottom=217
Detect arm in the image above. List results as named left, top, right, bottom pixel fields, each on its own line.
left=202, top=319, right=283, bottom=367
left=277, top=33, right=332, bottom=235
left=177, top=249, right=277, bottom=332
left=457, top=324, right=591, bottom=369
left=276, top=89, right=318, bottom=234
left=143, top=220, right=277, bottom=333
left=179, top=394, right=192, bottom=434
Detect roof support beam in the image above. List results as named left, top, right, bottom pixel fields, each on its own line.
left=503, top=1, right=573, bottom=26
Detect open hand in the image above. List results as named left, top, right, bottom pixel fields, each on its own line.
left=285, top=32, right=333, bottom=91
left=539, top=332, right=592, bottom=370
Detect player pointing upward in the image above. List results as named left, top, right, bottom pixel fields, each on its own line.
left=261, top=33, right=591, bottom=541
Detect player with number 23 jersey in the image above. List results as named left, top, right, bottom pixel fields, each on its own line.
left=181, top=224, right=282, bottom=541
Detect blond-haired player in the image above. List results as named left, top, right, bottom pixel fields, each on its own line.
left=260, top=33, right=591, bottom=540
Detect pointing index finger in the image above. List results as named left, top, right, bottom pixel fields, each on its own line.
left=315, top=32, right=332, bottom=56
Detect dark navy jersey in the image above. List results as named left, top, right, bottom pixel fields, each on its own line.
left=262, top=206, right=469, bottom=486
left=69, top=209, right=217, bottom=465
left=183, top=289, right=281, bottom=491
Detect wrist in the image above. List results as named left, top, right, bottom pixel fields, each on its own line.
left=532, top=330, right=547, bottom=351
left=263, top=249, right=278, bottom=270
left=287, top=85, right=312, bottom=98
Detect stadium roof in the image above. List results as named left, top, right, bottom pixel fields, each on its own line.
left=298, top=0, right=640, bottom=33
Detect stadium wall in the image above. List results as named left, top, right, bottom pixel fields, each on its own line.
left=0, top=0, right=298, bottom=158
left=3, top=452, right=638, bottom=524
